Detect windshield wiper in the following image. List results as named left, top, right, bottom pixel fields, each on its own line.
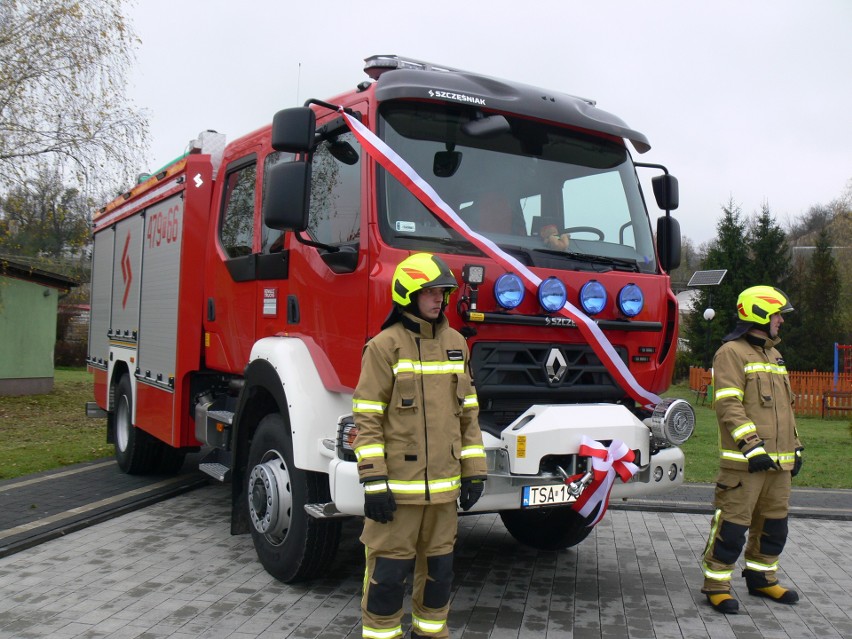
left=565, top=251, right=639, bottom=272
left=393, top=234, right=483, bottom=256
left=534, top=248, right=640, bottom=272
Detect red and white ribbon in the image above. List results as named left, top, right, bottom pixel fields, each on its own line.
left=570, top=436, right=639, bottom=527
left=340, top=109, right=661, bottom=409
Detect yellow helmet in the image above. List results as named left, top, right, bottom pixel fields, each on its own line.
left=392, top=253, right=458, bottom=307
left=736, top=286, right=794, bottom=324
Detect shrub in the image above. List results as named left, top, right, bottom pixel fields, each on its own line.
left=55, top=339, right=87, bottom=367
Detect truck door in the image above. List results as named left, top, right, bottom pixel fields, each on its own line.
left=277, top=107, right=369, bottom=391
left=204, top=147, right=262, bottom=373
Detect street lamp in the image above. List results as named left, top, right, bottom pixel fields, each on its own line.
left=687, top=269, right=727, bottom=372
left=703, top=306, right=715, bottom=369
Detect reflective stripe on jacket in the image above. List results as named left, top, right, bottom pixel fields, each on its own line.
left=352, top=311, right=487, bottom=504
left=712, top=332, right=801, bottom=470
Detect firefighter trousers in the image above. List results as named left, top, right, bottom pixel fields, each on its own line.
left=360, top=501, right=458, bottom=639
left=701, top=468, right=792, bottom=594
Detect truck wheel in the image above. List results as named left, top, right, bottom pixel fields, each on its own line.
left=499, top=506, right=593, bottom=551
left=247, top=413, right=341, bottom=583
left=114, top=374, right=160, bottom=474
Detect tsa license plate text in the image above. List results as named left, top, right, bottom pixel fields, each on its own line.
left=522, top=484, right=579, bottom=507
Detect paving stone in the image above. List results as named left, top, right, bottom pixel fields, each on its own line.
left=1, top=472, right=852, bottom=638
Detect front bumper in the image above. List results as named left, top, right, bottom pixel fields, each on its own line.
left=325, top=403, right=686, bottom=517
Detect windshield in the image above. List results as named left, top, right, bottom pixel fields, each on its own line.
left=376, top=102, right=657, bottom=273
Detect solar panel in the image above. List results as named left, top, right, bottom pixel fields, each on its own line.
left=687, top=269, right=727, bottom=287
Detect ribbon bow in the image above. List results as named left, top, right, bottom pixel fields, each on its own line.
left=571, top=436, right=639, bottom=527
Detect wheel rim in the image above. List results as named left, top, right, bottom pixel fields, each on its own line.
left=248, top=450, right=292, bottom=543
left=116, top=394, right=131, bottom=453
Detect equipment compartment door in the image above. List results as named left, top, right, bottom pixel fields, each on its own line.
left=137, top=193, right=184, bottom=389
left=88, top=230, right=115, bottom=369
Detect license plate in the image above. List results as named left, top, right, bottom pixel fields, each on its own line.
left=522, top=484, right=579, bottom=507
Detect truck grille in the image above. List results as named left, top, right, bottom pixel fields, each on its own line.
left=470, top=342, right=628, bottom=432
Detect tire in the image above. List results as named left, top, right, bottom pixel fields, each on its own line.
left=247, top=413, right=341, bottom=583
left=500, top=506, right=594, bottom=551
left=114, top=374, right=161, bottom=474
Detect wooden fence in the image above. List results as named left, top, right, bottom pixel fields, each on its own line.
left=688, top=367, right=852, bottom=418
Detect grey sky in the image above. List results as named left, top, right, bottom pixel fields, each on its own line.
left=128, top=0, right=851, bottom=246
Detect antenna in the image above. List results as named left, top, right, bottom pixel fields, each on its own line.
left=296, top=62, right=301, bottom=106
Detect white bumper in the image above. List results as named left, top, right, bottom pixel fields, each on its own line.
left=327, top=403, right=685, bottom=516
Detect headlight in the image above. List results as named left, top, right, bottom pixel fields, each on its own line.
left=494, top=273, right=524, bottom=309
left=538, top=277, right=567, bottom=312
left=647, top=398, right=695, bottom=446
left=579, top=280, right=607, bottom=315
left=617, top=284, right=644, bottom=317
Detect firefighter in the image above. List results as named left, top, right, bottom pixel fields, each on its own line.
left=700, top=285, right=804, bottom=614
left=352, top=253, right=487, bottom=639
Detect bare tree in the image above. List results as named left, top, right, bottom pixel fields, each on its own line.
left=0, top=0, right=148, bottom=193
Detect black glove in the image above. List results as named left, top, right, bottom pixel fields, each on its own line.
left=791, top=446, right=804, bottom=477
left=364, top=481, right=396, bottom=523
left=458, top=479, right=484, bottom=511
left=745, top=444, right=779, bottom=473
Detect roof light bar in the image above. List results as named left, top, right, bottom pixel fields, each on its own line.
left=364, top=54, right=461, bottom=80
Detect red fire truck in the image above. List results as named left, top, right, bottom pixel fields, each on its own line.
left=87, top=54, right=695, bottom=583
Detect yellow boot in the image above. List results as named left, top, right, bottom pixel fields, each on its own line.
left=705, top=592, right=739, bottom=614
left=743, top=569, right=799, bottom=604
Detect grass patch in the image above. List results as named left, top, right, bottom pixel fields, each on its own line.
left=0, top=368, right=111, bottom=480
left=663, top=384, right=852, bottom=488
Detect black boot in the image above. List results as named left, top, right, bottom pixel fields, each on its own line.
left=743, top=569, right=799, bottom=604
left=705, top=592, right=739, bottom=614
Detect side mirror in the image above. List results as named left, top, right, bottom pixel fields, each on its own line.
left=271, top=107, right=316, bottom=153
left=652, top=174, right=679, bottom=211
left=263, top=161, right=312, bottom=231
left=656, top=215, right=682, bottom=271
left=328, top=139, right=359, bottom=165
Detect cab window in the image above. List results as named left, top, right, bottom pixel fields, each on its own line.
left=307, top=131, right=361, bottom=246
left=220, top=159, right=257, bottom=257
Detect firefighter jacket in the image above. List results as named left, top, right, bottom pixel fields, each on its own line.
left=352, top=310, right=487, bottom=505
left=712, top=331, right=801, bottom=471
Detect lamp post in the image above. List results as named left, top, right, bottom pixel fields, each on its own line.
left=687, top=270, right=726, bottom=372
left=703, top=305, right=715, bottom=369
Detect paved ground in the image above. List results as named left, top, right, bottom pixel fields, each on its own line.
left=609, top=481, right=852, bottom=521
left=1, top=461, right=851, bottom=638
left=0, top=456, right=207, bottom=559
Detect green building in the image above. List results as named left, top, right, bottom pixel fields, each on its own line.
left=0, top=259, right=77, bottom=395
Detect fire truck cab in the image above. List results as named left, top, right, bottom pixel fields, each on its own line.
left=88, top=55, right=694, bottom=583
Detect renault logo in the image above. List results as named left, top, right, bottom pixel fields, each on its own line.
left=545, top=348, right=568, bottom=385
